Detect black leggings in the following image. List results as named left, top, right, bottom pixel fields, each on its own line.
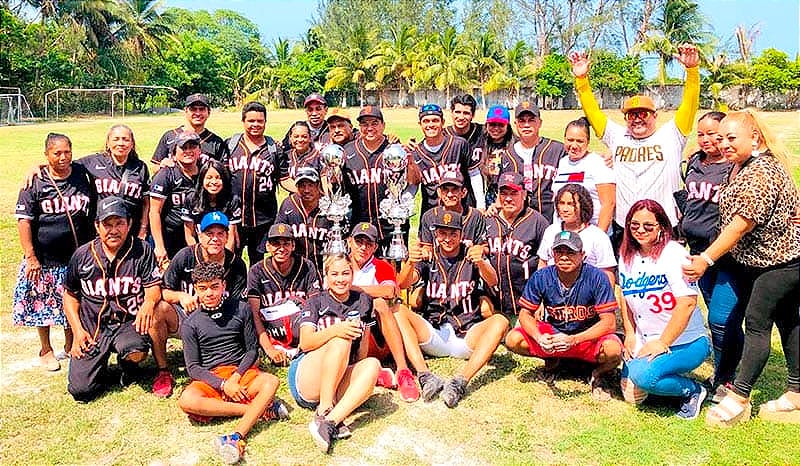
left=731, top=259, right=800, bottom=397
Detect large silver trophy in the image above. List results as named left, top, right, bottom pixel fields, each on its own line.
left=379, top=143, right=415, bottom=261
left=318, top=144, right=351, bottom=256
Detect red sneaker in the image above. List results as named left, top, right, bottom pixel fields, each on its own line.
left=397, top=368, right=420, bottom=402
left=375, top=367, right=397, bottom=389
left=152, top=370, right=174, bottom=398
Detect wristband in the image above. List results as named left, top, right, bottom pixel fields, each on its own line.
left=220, top=379, right=226, bottom=392
left=700, top=252, right=715, bottom=267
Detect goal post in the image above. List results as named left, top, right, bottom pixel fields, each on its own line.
left=0, top=90, right=35, bottom=126
left=44, top=88, right=125, bottom=120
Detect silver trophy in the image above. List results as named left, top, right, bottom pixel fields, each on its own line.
left=379, top=143, right=415, bottom=261
left=318, top=144, right=351, bottom=256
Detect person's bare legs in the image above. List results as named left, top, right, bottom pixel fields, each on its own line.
left=149, top=301, right=178, bottom=371
left=374, top=298, right=410, bottom=371
left=37, top=326, right=53, bottom=355
left=393, top=306, right=432, bottom=372
left=461, top=314, right=509, bottom=381
left=504, top=328, right=532, bottom=355
left=295, top=338, right=352, bottom=414
left=325, top=357, right=380, bottom=424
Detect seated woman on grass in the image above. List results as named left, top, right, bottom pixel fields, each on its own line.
left=287, top=254, right=380, bottom=454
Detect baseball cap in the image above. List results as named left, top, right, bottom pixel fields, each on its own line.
left=552, top=230, right=583, bottom=252
left=351, top=222, right=378, bottom=242
left=326, top=107, right=352, bottom=123
left=96, top=196, right=128, bottom=221
left=357, top=105, right=383, bottom=122
left=514, top=101, right=540, bottom=118
left=295, top=166, right=320, bottom=184
left=430, top=210, right=463, bottom=230
left=621, top=95, right=656, bottom=114
left=486, top=105, right=510, bottom=125
left=175, top=132, right=201, bottom=148
left=304, top=93, right=326, bottom=107
left=267, top=223, right=294, bottom=240
left=498, top=171, right=525, bottom=192
left=438, top=171, right=464, bottom=188
left=199, top=211, right=229, bottom=232
left=419, top=103, right=444, bottom=119
left=184, top=93, right=209, bottom=108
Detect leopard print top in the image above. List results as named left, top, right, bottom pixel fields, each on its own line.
left=718, top=152, right=800, bottom=268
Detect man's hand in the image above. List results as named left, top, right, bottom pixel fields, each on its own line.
left=159, top=158, right=176, bottom=169
left=222, top=377, right=249, bottom=402
left=154, top=246, right=168, bottom=268
left=675, top=43, right=699, bottom=69
left=568, top=51, right=590, bottom=78
left=265, top=346, right=288, bottom=366
left=407, top=243, right=430, bottom=263
left=550, top=333, right=574, bottom=352
left=71, top=328, right=96, bottom=359
left=22, top=164, right=44, bottom=189
left=134, top=306, right=153, bottom=335
left=537, top=333, right=556, bottom=353
left=179, top=293, right=199, bottom=314
left=484, top=201, right=501, bottom=217
left=467, top=245, right=485, bottom=264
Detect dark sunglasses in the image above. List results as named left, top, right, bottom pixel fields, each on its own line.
left=625, top=110, right=653, bottom=121
left=629, top=222, right=659, bottom=232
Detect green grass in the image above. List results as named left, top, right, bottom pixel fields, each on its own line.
left=1, top=109, right=800, bottom=465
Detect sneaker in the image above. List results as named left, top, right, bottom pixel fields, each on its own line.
left=397, top=368, right=420, bottom=402
left=54, top=350, right=70, bottom=361
left=677, top=385, right=708, bottom=420
left=213, top=433, right=245, bottom=464
left=186, top=412, right=213, bottom=424
left=262, top=399, right=290, bottom=421
left=418, top=371, right=444, bottom=402
left=375, top=367, right=397, bottom=389
left=308, top=412, right=336, bottom=453
left=39, top=350, right=61, bottom=372
left=334, top=422, right=352, bottom=440
left=441, top=375, right=468, bottom=408
left=152, top=370, right=174, bottom=398
left=118, top=360, right=141, bottom=387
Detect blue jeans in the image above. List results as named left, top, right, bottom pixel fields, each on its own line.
left=622, top=336, right=710, bottom=398
left=705, top=266, right=743, bottom=385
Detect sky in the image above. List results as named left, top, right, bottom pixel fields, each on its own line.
left=167, top=0, right=799, bottom=64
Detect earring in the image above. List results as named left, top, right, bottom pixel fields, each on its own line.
left=751, top=140, right=760, bottom=158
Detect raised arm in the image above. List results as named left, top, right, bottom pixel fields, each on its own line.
left=568, top=51, right=608, bottom=138
left=674, top=44, right=701, bottom=136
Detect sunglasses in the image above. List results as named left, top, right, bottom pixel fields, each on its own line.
left=625, top=110, right=653, bottom=121
left=629, top=222, right=659, bottom=232
left=421, top=104, right=442, bottom=113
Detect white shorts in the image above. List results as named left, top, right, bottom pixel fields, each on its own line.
left=420, top=322, right=473, bottom=359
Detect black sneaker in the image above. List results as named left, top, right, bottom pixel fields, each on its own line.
left=308, top=412, right=336, bottom=453
left=441, top=375, right=468, bottom=408
left=262, top=399, right=290, bottom=421
left=334, top=422, right=352, bottom=440
left=677, top=384, right=707, bottom=420
left=418, top=371, right=444, bottom=402
left=118, top=359, right=142, bottom=387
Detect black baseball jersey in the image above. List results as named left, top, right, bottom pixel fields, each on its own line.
left=413, top=133, right=478, bottom=214
left=225, top=133, right=288, bottom=228
left=342, top=137, right=388, bottom=231
left=247, top=256, right=321, bottom=349
left=445, top=123, right=485, bottom=172
left=299, top=289, right=375, bottom=363
left=162, top=244, right=248, bottom=300
left=76, top=153, right=150, bottom=231
left=501, top=138, right=565, bottom=220
left=287, top=147, right=322, bottom=180
left=681, top=152, right=732, bottom=253
left=15, top=164, right=95, bottom=266
left=181, top=298, right=259, bottom=389
left=274, top=193, right=332, bottom=277
left=149, top=166, right=198, bottom=233
left=151, top=126, right=227, bottom=164
left=180, top=192, right=243, bottom=227
left=65, top=237, right=161, bottom=331
left=414, top=245, right=486, bottom=337
left=485, top=207, right=549, bottom=317
left=418, top=206, right=487, bottom=248
left=480, top=137, right=515, bottom=206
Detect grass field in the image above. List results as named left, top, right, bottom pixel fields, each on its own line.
left=1, top=108, right=799, bottom=465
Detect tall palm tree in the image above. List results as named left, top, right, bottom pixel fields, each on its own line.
left=324, top=23, right=379, bottom=106
left=418, top=26, right=471, bottom=104
left=114, top=0, right=174, bottom=58
left=370, top=24, right=418, bottom=106
left=468, top=31, right=503, bottom=108
left=484, top=41, right=537, bottom=105
left=58, top=0, right=119, bottom=49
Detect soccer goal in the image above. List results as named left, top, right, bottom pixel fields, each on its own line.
left=44, top=88, right=125, bottom=120
left=0, top=87, right=35, bottom=125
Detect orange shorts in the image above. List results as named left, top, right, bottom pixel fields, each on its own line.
left=186, top=365, right=261, bottom=401
left=366, top=327, right=392, bottom=362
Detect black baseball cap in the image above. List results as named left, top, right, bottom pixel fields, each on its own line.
left=304, top=93, right=326, bottom=107
left=96, top=196, right=129, bottom=221
left=438, top=171, right=464, bottom=188
left=351, top=222, right=378, bottom=242
left=175, top=132, right=201, bottom=148
left=498, top=171, right=525, bottom=191
left=357, top=105, right=383, bottom=122
left=430, top=210, right=463, bottom=230
left=184, top=93, right=209, bottom=108
left=267, top=223, right=294, bottom=240
left=514, top=101, right=540, bottom=118
left=552, top=230, right=583, bottom=252
left=295, top=166, right=320, bottom=184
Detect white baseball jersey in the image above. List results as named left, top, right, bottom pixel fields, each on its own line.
left=551, top=151, right=615, bottom=227
left=537, top=223, right=617, bottom=269
left=602, top=120, right=686, bottom=226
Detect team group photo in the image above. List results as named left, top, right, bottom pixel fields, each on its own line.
left=2, top=0, right=800, bottom=464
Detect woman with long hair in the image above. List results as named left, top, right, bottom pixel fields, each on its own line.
left=482, top=105, right=515, bottom=207
left=286, top=120, right=321, bottom=179
left=683, top=109, right=800, bottom=426
left=619, top=199, right=710, bottom=420
left=182, top=159, right=241, bottom=252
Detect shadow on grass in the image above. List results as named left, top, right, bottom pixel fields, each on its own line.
left=347, top=392, right=399, bottom=431
left=469, top=351, right=519, bottom=396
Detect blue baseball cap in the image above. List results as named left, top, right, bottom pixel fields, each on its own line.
left=486, top=105, right=510, bottom=125
left=199, top=211, right=229, bottom=232
left=419, top=103, right=444, bottom=120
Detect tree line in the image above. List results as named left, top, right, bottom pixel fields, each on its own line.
left=1, top=0, right=798, bottom=114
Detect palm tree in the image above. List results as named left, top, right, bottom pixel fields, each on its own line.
left=324, top=24, right=379, bottom=107
left=114, top=0, right=175, bottom=58
left=59, top=0, right=119, bottom=49
left=417, top=26, right=471, bottom=104
left=222, top=59, right=258, bottom=107
left=370, top=25, right=418, bottom=106
left=468, top=31, right=503, bottom=108
left=484, top=41, right=537, bottom=105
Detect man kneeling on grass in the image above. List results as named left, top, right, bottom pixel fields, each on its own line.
left=505, top=231, right=622, bottom=400
left=178, top=262, right=288, bottom=465
left=396, top=210, right=509, bottom=408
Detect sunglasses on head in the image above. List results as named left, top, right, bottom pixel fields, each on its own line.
left=629, top=222, right=659, bottom=232
left=421, top=104, right=442, bottom=113
left=625, top=110, right=653, bottom=121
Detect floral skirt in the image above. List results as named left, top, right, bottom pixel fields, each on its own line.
left=12, top=259, right=69, bottom=328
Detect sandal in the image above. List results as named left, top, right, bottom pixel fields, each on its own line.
left=705, top=393, right=752, bottom=427
left=711, top=384, right=729, bottom=404
left=758, top=394, right=800, bottom=423
left=590, top=372, right=612, bottom=402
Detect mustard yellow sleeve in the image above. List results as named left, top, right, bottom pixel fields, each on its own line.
left=674, top=66, right=700, bottom=136
left=575, top=76, right=608, bottom=138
